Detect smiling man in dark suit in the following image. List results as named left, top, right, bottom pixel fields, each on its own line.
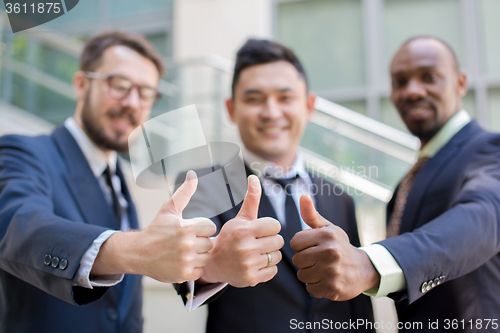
left=179, top=39, right=374, bottom=333
left=0, top=31, right=218, bottom=333
left=291, top=36, right=500, bottom=332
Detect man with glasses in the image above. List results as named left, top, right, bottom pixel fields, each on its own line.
left=0, top=31, right=219, bottom=333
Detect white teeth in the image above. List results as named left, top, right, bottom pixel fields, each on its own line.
left=408, top=107, right=429, bottom=115
left=262, top=127, right=282, bottom=134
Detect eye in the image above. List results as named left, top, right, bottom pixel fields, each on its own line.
left=422, top=72, right=437, bottom=83
left=110, top=77, right=132, bottom=91
left=392, top=77, right=407, bottom=88
left=244, top=96, right=263, bottom=103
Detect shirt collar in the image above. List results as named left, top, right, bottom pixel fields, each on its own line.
left=419, top=109, right=471, bottom=159
left=64, top=117, right=118, bottom=176
left=242, top=147, right=309, bottom=180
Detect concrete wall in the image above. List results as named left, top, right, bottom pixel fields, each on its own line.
left=173, top=0, right=273, bottom=60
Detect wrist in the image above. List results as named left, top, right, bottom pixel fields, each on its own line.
left=92, top=231, right=138, bottom=276
left=358, top=248, right=381, bottom=291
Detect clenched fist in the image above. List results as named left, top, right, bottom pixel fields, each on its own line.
left=290, top=194, right=380, bottom=301
left=200, top=175, right=284, bottom=287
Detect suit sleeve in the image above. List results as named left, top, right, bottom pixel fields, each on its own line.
left=0, top=135, right=110, bottom=305
left=378, top=136, right=500, bottom=305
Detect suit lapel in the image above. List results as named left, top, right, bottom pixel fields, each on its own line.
left=399, top=121, right=482, bottom=233
left=52, top=126, right=117, bottom=230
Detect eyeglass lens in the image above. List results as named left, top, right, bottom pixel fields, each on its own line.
left=107, top=76, right=160, bottom=106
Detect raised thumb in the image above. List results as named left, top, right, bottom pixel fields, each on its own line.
left=236, top=175, right=262, bottom=220
left=299, top=194, right=330, bottom=229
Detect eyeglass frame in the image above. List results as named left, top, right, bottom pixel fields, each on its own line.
left=84, top=71, right=162, bottom=107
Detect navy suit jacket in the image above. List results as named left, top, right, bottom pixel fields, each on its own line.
left=0, top=126, right=143, bottom=333
left=178, top=169, right=374, bottom=333
left=379, top=121, right=500, bottom=332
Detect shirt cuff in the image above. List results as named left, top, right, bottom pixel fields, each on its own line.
left=73, top=230, right=124, bottom=289
left=184, top=281, right=228, bottom=312
left=360, top=244, right=406, bottom=299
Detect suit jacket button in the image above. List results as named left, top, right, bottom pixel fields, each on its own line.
left=107, top=308, right=118, bottom=321
left=439, top=275, right=445, bottom=283
left=43, top=255, right=52, bottom=266
left=59, top=259, right=68, bottom=270
left=429, top=280, right=436, bottom=289
left=421, top=282, right=428, bottom=293
left=434, top=278, right=440, bottom=286
left=51, top=257, right=60, bottom=268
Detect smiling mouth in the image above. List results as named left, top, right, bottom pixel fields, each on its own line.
left=109, top=114, right=134, bottom=130
left=404, top=105, right=434, bottom=120
left=259, top=127, right=285, bottom=134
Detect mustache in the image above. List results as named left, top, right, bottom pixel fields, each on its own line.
left=106, top=109, right=139, bottom=127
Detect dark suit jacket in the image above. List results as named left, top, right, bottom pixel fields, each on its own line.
left=0, top=126, right=143, bottom=333
left=379, top=121, right=500, bottom=332
left=178, top=168, right=374, bottom=333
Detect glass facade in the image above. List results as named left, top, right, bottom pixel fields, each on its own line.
left=0, top=0, right=173, bottom=125
left=278, top=0, right=365, bottom=92
left=276, top=0, right=500, bottom=133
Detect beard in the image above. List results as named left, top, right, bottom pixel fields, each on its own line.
left=81, top=88, right=138, bottom=153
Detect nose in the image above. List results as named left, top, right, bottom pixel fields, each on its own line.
left=120, top=86, right=142, bottom=110
left=403, top=79, right=427, bottom=101
left=261, top=97, right=283, bottom=119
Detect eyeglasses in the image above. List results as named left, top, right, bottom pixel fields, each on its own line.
left=85, top=72, right=162, bottom=107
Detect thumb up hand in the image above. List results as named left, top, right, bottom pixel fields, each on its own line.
left=291, top=194, right=380, bottom=301
left=200, top=175, right=284, bottom=287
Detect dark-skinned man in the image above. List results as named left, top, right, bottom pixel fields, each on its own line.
left=291, top=36, right=500, bottom=332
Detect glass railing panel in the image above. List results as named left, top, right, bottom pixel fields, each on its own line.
left=302, top=121, right=413, bottom=189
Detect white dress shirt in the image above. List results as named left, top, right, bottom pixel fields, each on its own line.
left=64, top=117, right=126, bottom=289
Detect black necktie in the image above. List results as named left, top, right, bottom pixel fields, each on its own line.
left=102, top=165, right=121, bottom=227
left=270, top=175, right=302, bottom=256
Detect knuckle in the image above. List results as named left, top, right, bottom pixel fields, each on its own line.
left=235, top=245, right=254, bottom=259
left=321, top=227, right=336, bottom=240
left=324, top=245, right=340, bottom=260
left=179, top=239, right=195, bottom=253
left=178, top=226, right=192, bottom=237
left=179, top=253, right=194, bottom=266
left=240, top=259, right=253, bottom=271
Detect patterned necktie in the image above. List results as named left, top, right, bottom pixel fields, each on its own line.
left=387, top=157, right=429, bottom=238
left=269, top=175, right=303, bottom=256
left=102, top=165, right=122, bottom=227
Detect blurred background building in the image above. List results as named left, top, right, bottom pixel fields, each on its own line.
left=1, top=0, right=498, bottom=332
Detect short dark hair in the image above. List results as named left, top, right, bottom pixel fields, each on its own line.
left=401, top=35, right=460, bottom=72
left=80, top=31, right=165, bottom=77
left=231, top=39, right=308, bottom=96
